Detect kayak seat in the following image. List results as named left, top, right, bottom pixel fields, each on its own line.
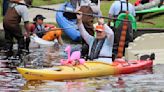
left=115, top=13, right=137, bottom=31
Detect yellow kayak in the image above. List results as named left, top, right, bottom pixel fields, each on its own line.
left=17, top=62, right=117, bottom=81
left=17, top=59, right=153, bottom=81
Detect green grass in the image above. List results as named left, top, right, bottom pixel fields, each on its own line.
left=0, top=0, right=2, bottom=22
left=32, top=0, right=65, bottom=6
left=136, top=12, right=164, bottom=28
left=101, top=1, right=112, bottom=17
left=0, top=8, right=2, bottom=22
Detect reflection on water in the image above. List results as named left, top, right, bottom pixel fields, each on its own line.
left=0, top=39, right=164, bottom=91
left=19, top=68, right=164, bottom=92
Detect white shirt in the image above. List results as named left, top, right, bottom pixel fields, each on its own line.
left=109, top=0, right=136, bottom=16
left=9, top=2, right=29, bottom=22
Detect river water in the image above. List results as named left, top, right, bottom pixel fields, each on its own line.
left=0, top=33, right=164, bottom=92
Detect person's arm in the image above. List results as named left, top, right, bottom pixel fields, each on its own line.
left=16, top=5, right=30, bottom=37
left=78, top=22, right=93, bottom=45
left=24, top=22, right=30, bottom=37
left=77, top=12, right=93, bottom=44
left=104, top=24, right=114, bottom=43
left=131, top=4, right=136, bottom=17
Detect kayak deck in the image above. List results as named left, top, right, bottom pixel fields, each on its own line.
left=17, top=60, right=153, bottom=81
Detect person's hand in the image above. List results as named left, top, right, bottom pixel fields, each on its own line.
left=76, top=11, right=83, bottom=24
left=98, top=18, right=104, bottom=25
left=45, top=27, right=51, bottom=31
left=24, top=32, right=30, bottom=38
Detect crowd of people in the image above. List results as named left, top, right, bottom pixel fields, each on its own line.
left=2, top=0, right=160, bottom=63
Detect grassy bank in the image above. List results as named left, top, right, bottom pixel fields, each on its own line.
left=0, top=0, right=2, bottom=22
left=32, top=0, right=65, bottom=6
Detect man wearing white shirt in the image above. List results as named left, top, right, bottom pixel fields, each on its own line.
left=108, top=0, right=136, bottom=18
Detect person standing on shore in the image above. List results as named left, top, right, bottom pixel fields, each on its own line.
left=3, top=0, right=30, bottom=58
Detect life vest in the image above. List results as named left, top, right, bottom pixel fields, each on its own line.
left=42, top=29, right=62, bottom=41
left=89, top=37, right=106, bottom=60
left=29, top=23, right=55, bottom=33
left=29, top=23, right=62, bottom=41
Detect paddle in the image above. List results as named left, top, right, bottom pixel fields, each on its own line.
left=10, top=1, right=155, bottom=25
left=10, top=1, right=132, bottom=22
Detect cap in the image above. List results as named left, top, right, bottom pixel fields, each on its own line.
left=96, top=25, right=104, bottom=31
left=33, top=14, right=46, bottom=21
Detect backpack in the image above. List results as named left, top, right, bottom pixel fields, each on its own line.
left=113, top=17, right=134, bottom=55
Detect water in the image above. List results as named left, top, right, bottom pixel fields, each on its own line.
left=0, top=33, right=164, bottom=92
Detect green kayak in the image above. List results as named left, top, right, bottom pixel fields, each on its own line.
left=136, top=5, right=164, bottom=14
left=115, top=13, right=137, bottom=31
